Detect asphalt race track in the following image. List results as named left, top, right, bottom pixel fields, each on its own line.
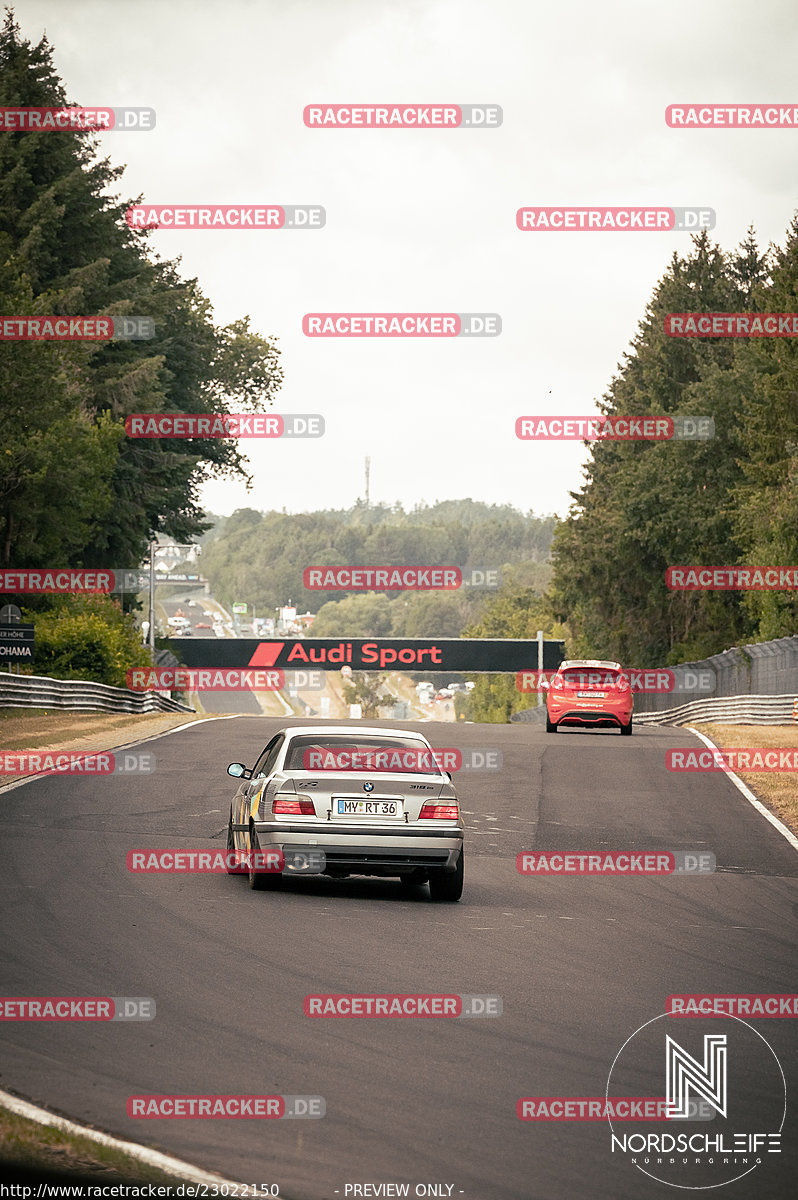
left=1, top=718, right=796, bottom=1198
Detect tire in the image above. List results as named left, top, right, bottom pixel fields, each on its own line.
left=226, top=809, right=244, bottom=874
left=428, top=851, right=464, bottom=902
left=620, top=716, right=633, bottom=736
left=249, top=825, right=282, bottom=891
left=546, top=713, right=557, bottom=733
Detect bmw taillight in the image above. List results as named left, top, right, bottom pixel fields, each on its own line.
left=272, top=797, right=315, bottom=816
left=419, top=803, right=459, bottom=820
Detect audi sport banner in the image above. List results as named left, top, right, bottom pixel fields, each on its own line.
left=165, top=637, right=565, bottom=673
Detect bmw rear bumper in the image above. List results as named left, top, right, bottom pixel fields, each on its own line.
left=253, top=820, right=464, bottom=873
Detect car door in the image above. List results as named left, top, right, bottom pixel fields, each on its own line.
left=240, top=735, right=285, bottom=829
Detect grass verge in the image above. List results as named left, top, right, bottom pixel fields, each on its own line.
left=0, top=709, right=215, bottom=785
left=690, top=722, right=798, bottom=836
left=0, top=1102, right=205, bottom=1186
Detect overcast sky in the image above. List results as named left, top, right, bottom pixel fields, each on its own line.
left=16, top=0, right=798, bottom=520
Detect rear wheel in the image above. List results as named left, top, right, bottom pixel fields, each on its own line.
left=249, top=826, right=282, bottom=890
left=620, top=716, right=633, bottom=736
left=546, top=713, right=557, bottom=733
left=428, top=851, right=464, bottom=902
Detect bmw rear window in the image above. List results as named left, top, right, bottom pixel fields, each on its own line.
left=284, top=736, right=443, bottom=774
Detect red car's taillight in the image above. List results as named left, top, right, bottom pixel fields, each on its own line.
left=419, top=803, right=459, bottom=820
left=272, top=797, right=315, bottom=815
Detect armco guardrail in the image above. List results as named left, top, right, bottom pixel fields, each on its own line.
left=0, top=673, right=194, bottom=714
left=634, top=634, right=798, bottom=712
left=635, top=694, right=797, bottom=726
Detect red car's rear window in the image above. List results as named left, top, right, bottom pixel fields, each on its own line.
left=560, top=669, right=623, bottom=689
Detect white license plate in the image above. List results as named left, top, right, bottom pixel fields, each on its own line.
left=577, top=691, right=606, bottom=698
left=335, top=799, right=403, bottom=819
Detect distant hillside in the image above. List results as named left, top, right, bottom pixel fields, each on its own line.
left=199, top=501, right=556, bottom=635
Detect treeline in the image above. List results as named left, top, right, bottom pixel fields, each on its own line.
left=0, top=12, right=281, bottom=574
left=0, top=13, right=282, bottom=681
left=199, top=501, right=555, bottom=632
left=548, top=223, right=798, bottom=666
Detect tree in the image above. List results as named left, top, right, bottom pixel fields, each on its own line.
left=733, top=216, right=798, bottom=638
left=549, top=230, right=769, bottom=664
left=0, top=10, right=282, bottom=574
left=342, top=673, right=397, bottom=718
left=461, top=586, right=568, bottom=722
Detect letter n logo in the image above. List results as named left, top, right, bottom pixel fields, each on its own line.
left=248, top=642, right=284, bottom=668
left=666, top=1034, right=727, bottom=1118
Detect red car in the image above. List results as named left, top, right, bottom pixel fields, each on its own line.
left=543, top=659, right=633, bottom=735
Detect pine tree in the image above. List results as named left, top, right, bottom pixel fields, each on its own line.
left=0, top=10, right=282, bottom=570
left=550, top=230, right=770, bottom=663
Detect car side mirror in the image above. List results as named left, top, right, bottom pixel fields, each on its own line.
left=227, top=762, right=252, bottom=779
left=540, top=679, right=550, bottom=690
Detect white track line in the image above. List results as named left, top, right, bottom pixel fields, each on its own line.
left=0, top=714, right=238, bottom=796
left=0, top=1088, right=242, bottom=1186
left=687, top=726, right=798, bottom=854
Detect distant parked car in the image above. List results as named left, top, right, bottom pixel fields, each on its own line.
left=195, top=622, right=212, bottom=629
